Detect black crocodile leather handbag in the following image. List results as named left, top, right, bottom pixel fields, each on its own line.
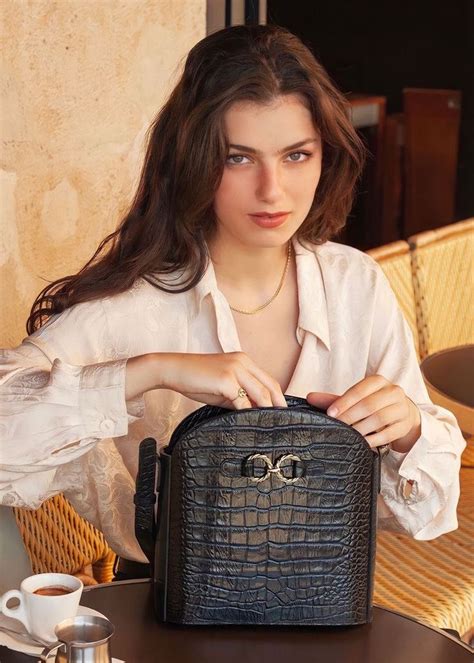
left=134, top=396, right=381, bottom=626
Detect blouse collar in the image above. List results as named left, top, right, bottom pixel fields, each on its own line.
left=193, top=237, right=331, bottom=352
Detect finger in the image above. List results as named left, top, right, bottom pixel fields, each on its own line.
left=306, top=391, right=339, bottom=410
left=229, top=386, right=253, bottom=410
left=220, top=374, right=254, bottom=410
left=336, top=386, right=401, bottom=426
left=351, top=403, right=405, bottom=436
left=184, top=389, right=251, bottom=410
left=327, top=375, right=388, bottom=417
left=185, top=392, right=233, bottom=407
left=242, top=362, right=287, bottom=407
left=231, top=393, right=253, bottom=410
left=233, top=371, right=274, bottom=408
left=364, top=421, right=409, bottom=448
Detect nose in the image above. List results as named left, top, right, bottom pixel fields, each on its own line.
left=256, top=162, right=284, bottom=204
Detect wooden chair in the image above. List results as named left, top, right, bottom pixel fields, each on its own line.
left=342, top=94, right=387, bottom=250
left=403, top=88, right=462, bottom=237
left=380, top=113, right=404, bottom=245
left=380, top=90, right=461, bottom=245
left=13, top=494, right=116, bottom=585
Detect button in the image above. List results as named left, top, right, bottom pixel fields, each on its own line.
left=100, top=419, right=115, bottom=434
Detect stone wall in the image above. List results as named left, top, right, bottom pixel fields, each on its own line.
left=1, top=0, right=205, bottom=346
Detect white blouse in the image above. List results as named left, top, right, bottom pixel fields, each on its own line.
left=0, top=239, right=465, bottom=562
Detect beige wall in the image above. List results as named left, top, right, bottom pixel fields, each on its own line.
left=1, top=0, right=205, bottom=347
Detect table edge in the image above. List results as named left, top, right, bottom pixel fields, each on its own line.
left=373, top=603, right=473, bottom=652
left=83, top=580, right=473, bottom=652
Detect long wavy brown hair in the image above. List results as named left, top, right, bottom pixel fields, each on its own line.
left=27, top=24, right=365, bottom=334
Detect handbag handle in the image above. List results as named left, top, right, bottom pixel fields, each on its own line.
left=134, top=437, right=160, bottom=565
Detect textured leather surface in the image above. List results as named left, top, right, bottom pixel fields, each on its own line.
left=152, top=397, right=379, bottom=625
left=134, top=437, right=159, bottom=565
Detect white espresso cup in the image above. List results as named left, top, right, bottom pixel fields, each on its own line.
left=0, top=573, right=83, bottom=642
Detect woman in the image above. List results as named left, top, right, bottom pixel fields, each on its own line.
left=0, top=26, right=464, bottom=577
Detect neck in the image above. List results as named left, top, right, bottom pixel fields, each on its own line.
left=209, top=237, right=290, bottom=290
left=208, top=234, right=293, bottom=314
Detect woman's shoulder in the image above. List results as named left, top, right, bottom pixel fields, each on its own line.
left=30, top=277, right=190, bottom=350
left=297, top=240, right=398, bottom=325
left=296, top=239, right=393, bottom=313
left=102, top=276, right=190, bottom=311
left=301, top=239, right=381, bottom=279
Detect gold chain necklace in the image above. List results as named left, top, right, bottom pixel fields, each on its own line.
left=229, top=242, right=292, bottom=315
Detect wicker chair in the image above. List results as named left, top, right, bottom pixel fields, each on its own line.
left=373, top=468, right=474, bottom=641
left=408, top=218, right=474, bottom=359
left=368, top=222, right=474, bottom=641
left=367, top=239, right=419, bottom=359
left=408, top=218, right=474, bottom=469
left=13, top=494, right=116, bottom=585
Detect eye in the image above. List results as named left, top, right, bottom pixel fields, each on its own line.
left=286, top=151, right=311, bottom=162
left=226, top=154, right=251, bottom=165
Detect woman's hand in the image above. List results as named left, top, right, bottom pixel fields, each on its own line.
left=126, top=351, right=287, bottom=410
left=307, top=375, right=421, bottom=453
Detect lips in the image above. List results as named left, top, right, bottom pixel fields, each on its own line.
left=249, top=212, right=290, bottom=228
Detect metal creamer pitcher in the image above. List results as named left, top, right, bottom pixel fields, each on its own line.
left=40, top=615, right=114, bottom=662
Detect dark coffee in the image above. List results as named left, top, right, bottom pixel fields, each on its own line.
left=33, top=585, right=73, bottom=596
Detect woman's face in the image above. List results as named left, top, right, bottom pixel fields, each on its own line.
left=213, top=94, right=322, bottom=250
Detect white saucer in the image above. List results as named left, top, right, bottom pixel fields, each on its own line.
left=0, top=605, right=106, bottom=658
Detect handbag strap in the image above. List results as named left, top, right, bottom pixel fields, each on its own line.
left=134, top=437, right=160, bottom=565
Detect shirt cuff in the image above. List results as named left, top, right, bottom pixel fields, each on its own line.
left=74, top=358, right=144, bottom=438
left=379, top=408, right=462, bottom=537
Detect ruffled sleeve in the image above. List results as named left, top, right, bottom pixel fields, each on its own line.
left=0, top=298, right=144, bottom=508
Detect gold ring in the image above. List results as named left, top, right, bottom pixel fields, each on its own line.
left=237, top=387, right=247, bottom=399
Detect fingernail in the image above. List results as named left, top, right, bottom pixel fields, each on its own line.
left=327, top=407, right=338, bottom=417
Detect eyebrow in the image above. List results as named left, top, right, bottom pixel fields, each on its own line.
left=228, top=138, right=319, bottom=156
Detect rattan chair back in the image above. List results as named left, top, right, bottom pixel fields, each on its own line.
left=408, top=218, right=474, bottom=358
left=367, top=240, right=420, bottom=358
left=13, top=494, right=115, bottom=584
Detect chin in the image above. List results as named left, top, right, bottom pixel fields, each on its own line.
left=248, top=226, right=299, bottom=247
left=244, top=234, right=291, bottom=250
left=216, top=222, right=297, bottom=251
